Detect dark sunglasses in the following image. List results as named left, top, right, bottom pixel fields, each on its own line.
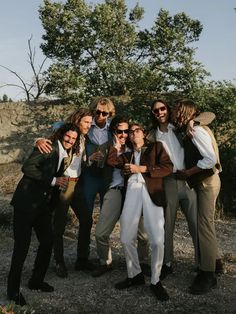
left=152, top=106, right=166, bottom=115
left=95, top=110, right=109, bottom=117
left=115, top=129, right=129, bottom=135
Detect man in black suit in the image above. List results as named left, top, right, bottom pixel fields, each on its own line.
left=7, top=123, right=80, bottom=306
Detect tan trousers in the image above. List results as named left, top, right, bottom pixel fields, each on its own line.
left=95, top=188, right=149, bottom=265
left=163, top=176, right=198, bottom=266
left=196, top=173, right=221, bottom=271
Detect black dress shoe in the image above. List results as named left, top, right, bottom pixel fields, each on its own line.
left=7, top=292, right=27, bottom=306
left=92, top=264, right=113, bottom=277
left=160, top=264, right=173, bottom=280
left=55, top=263, right=68, bottom=278
left=75, top=259, right=96, bottom=271
left=215, top=259, right=225, bottom=274
left=140, top=263, right=151, bottom=277
left=150, top=281, right=170, bottom=301
left=28, top=280, right=54, bottom=292
left=115, top=272, right=145, bottom=290
left=189, top=270, right=217, bottom=295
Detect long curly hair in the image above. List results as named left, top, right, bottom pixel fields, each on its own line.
left=49, top=123, right=80, bottom=152
left=171, top=99, right=199, bottom=129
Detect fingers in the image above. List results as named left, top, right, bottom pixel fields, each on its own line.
left=36, top=139, right=53, bottom=154
left=55, top=177, right=69, bottom=190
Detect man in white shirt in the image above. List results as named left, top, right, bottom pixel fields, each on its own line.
left=36, top=108, right=93, bottom=277
left=147, top=99, right=215, bottom=280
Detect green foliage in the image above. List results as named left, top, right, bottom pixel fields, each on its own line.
left=39, top=0, right=207, bottom=102
left=0, top=303, right=35, bottom=314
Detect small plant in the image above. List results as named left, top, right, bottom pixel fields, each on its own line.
left=0, top=303, right=35, bottom=314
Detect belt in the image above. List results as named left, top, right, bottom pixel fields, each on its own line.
left=110, top=186, right=124, bottom=190
left=68, top=177, right=79, bottom=182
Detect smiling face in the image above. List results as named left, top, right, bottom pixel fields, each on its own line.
left=61, top=130, right=78, bottom=150
left=114, top=122, right=129, bottom=146
left=78, top=115, right=92, bottom=135
left=152, top=101, right=169, bottom=125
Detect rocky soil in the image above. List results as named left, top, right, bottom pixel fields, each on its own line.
left=0, top=163, right=235, bottom=314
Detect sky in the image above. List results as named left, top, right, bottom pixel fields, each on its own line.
left=0, top=0, right=235, bottom=101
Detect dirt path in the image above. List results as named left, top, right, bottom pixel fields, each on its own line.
left=0, top=163, right=235, bottom=313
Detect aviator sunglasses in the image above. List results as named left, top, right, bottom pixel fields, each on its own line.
left=152, top=106, right=166, bottom=115
left=95, top=109, right=109, bottom=117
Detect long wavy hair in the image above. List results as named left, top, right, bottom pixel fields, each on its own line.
left=49, top=123, right=80, bottom=152
left=150, top=98, right=171, bottom=129
left=65, top=107, right=93, bottom=126
left=171, top=99, right=200, bottom=129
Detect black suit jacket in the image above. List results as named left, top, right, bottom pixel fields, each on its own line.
left=11, top=141, right=60, bottom=211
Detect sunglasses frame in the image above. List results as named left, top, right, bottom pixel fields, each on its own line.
left=115, top=129, right=129, bottom=135
left=152, top=106, right=167, bottom=115
left=129, top=127, right=143, bottom=135
left=95, top=109, right=109, bottom=117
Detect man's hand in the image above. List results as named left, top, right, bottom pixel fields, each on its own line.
left=186, top=120, right=195, bottom=138
left=124, top=163, right=146, bottom=174
left=176, top=170, right=190, bottom=180
left=89, top=150, right=104, bottom=162
left=55, top=177, right=69, bottom=191
left=36, top=139, right=53, bottom=154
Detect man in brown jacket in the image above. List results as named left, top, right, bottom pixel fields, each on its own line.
left=114, top=123, right=173, bottom=301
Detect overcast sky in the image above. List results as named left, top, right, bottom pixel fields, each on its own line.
left=0, top=0, right=235, bottom=100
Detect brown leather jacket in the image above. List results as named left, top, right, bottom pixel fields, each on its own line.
left=107, top=141, right=173, bottom=207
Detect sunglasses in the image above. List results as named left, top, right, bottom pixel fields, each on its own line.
left=152, top=106, right=166, bottom=115
left=129, top=127, right=143, bottom=135
left=95, top=110, right=109, bottom=117
left=115, top=129, right=129, bottom=135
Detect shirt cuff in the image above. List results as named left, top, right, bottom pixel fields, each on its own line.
left=51, top=177, right=56, bottom=186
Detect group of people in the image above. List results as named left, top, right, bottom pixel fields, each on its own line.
left=7, top=97, right=223, bottom=306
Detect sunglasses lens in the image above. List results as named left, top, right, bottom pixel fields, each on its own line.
left=96, top=110, right=109, bottom=117
left=153, top=106, right=166, bottom=114
left=116, top=129, right=129, bottom=134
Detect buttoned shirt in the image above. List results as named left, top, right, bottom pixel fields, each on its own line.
left=87, top=118, right=111, bottom=145
left=192, top=126, right=217, bottom=169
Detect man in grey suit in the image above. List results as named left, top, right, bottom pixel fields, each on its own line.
left=7, top=123, right=80, bottom=306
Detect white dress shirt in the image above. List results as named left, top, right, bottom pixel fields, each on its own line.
left=192, top=126, right=217, bottom=169
left=156, top=123, right=185, bottom=172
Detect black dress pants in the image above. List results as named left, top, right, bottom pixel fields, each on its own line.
left=7, top=206, right=53, bottom=296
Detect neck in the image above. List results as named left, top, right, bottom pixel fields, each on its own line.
left=133, top=140, right=144, bottom=150
left=95, top=120, right=107, bottom=128
left=159, top=122, right=168, bottom=132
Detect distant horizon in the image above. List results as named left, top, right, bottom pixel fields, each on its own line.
left=0, top=0, right=235, bottom=101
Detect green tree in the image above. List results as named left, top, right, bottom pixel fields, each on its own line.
left=39, top=0, right=207, bottom=102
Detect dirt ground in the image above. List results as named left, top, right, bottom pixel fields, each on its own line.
left=0, top=163, right=235, bottom=314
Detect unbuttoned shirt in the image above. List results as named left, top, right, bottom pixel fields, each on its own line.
left=156, top=123, right=185, bottom=173
left=88, top=118, right=111, bottom=145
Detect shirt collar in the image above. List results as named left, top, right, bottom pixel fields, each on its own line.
left=91, top=118, right=111, bottom=130
left=58, top=140, right=68, bottom=158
